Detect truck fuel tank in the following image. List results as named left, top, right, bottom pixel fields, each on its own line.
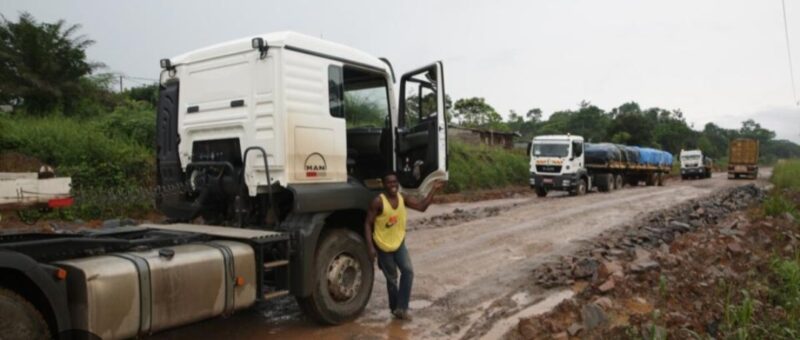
left=56, top=241, right=256, bottom=339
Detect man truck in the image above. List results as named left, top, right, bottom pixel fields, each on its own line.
left=679, top=149, right=712, bottom=180
left=0, top=31, right=448, bottom=339
left=727, top=138, right=759, bottom=179
left=529, top=135, right=672, bottom=197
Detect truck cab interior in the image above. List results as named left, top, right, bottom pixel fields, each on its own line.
left=331, top=65, right=392, bottom=184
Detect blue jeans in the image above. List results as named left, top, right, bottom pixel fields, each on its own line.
left=377, top=242, right=414, bottom=311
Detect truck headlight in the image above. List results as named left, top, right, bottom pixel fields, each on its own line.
left=562, top=180, right=570, bottom=186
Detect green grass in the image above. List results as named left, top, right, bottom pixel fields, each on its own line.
left=772, top=159, right=800, bottom=191
left=764, top=159, right=800, bottom=219
left=446, top=141, right=529, bottom=193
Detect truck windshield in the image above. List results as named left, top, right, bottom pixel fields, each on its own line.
left=533, top=143, right=569, bottom=157
left=681, top=155, right=700, bottom=161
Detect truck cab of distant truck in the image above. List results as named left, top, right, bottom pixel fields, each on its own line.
left=679, top=149, right=712, bottom=180
left=529, top=135, right=587, bottom=196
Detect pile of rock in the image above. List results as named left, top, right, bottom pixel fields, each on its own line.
left=532, top=184, right=765, bottom=288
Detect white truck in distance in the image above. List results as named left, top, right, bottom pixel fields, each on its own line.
left=529, top=135, right=589, bottom=196
left=529, top=135, right=673, bottom=197
left=679, top=149, right=712, bottom=180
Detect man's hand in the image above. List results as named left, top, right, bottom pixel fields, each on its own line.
left=432, top=180, right=446, bottom=193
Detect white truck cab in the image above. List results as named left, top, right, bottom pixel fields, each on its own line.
left=679, top=149, right=712, bottom=179
left=529, top=135, right=587, bottom=196
left=156, top=31, right=448, bottom=223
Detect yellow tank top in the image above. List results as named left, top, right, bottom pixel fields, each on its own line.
left=373, top=193, right=407, bottom=252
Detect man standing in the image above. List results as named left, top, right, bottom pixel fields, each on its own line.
left=364, top=172, right=444, bottom=321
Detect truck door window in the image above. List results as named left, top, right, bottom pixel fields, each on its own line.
left=328, top=66, right=344, bottom=118
left=403, top=81, right=436, bottom=128
left=572, top=141, right=583, bottom=157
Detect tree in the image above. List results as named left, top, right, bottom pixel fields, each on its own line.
left=526, top=108, right=542, bottom=123
left=739, top=119, right=776, bottom=145
left=125, top=84, right=158, bottom=107
left=0, top=12, right=102, bottom=114
left=608, top=107, right=654, bottom=146
left=453, top=97, right=500, bottom=127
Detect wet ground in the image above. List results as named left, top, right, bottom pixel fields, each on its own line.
left=151, top=171, right=770, bottom=340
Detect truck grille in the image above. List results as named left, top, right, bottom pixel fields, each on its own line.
left=536, top=165, right=562, bottom=173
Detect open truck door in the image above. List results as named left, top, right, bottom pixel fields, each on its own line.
left=396, top=61, right=448, bottom=196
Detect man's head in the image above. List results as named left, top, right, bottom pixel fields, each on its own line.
left=383, top=171, right=399, bottom=196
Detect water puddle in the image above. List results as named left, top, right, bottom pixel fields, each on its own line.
left=481, top=290, right=574, bottom=339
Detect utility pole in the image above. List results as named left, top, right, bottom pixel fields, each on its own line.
left=119, top=75, right=123, bottom=92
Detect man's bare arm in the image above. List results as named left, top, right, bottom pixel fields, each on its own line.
left=364, top=196, right=382, bottom=261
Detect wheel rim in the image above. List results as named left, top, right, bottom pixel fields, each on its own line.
left=326, top=253, right=362, bottom=302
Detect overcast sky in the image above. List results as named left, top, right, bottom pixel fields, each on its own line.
left=3, top=0, right=800, bottom=143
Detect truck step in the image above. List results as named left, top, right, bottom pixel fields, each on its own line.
left=263, top=290, right=289, bottom=300
left=263, top=260, right=289, bottom=270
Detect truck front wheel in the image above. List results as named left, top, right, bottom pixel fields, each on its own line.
left=0, top=288, right=50, bottom=340
left=535, top=187, right=548, bottom=197
left=570, top=178, right=587, bottom=196
left=298, top=228, right=374, bottom=325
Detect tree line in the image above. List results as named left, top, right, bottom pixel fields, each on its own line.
left=450, top=97, right=800, bottom=163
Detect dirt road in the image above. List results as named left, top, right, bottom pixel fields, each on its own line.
left=153, top=171, right=770, bottom=340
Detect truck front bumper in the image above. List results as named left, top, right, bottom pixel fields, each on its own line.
left=530, top=173, right=578, bottom=190
left=681, top=168, right=705, bottom=175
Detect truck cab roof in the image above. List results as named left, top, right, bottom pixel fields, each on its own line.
left=680, top=149, right=703, bottom=156
left=533, top=135, right=583, bottom=142
left=168, top=31, right=390, bottom=74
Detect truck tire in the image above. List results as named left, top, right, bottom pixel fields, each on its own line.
left=597, top=174, right=610, bottom=192
left=535, top=187, right=548, bottom=197
left=657, top=173, right=664, bottom=186
left=297, top=228, right=374, bottom=325
left=615, top=175, right=623, bottom=189
left=570, top=178, right=587, bottom=196
left=0, top=288, right=51, bottom=340
left=645, top=173, right=656, bottom=186
left=608, top=174, right=617, bottom=191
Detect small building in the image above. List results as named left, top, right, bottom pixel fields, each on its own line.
left=448, top=125, right=522, bottom=149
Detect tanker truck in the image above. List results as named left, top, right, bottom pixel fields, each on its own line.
left=529, top=135, right=672, bottom=197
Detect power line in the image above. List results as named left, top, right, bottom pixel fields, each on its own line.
left=781, top=0, right=798, bottom=106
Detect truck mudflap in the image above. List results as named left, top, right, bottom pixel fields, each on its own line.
left=55, top=241, right=257, bottom=339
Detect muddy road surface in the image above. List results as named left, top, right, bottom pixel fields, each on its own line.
left=152, top=171, right=771, bottom=340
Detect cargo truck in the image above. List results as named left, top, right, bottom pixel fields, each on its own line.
left=679, top=149, right=712, bottom=180
left=0, top=31, right=448, bottom=339
left=727, top=138, right=759, bottom=179
left=529, top=135, right=672, bottom=197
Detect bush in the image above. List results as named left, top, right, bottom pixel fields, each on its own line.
left=97, top=99, right=156, bottom=149
left=446, top=141, right=529, bottom=193
left=0, top=115, right=154, bottom=218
